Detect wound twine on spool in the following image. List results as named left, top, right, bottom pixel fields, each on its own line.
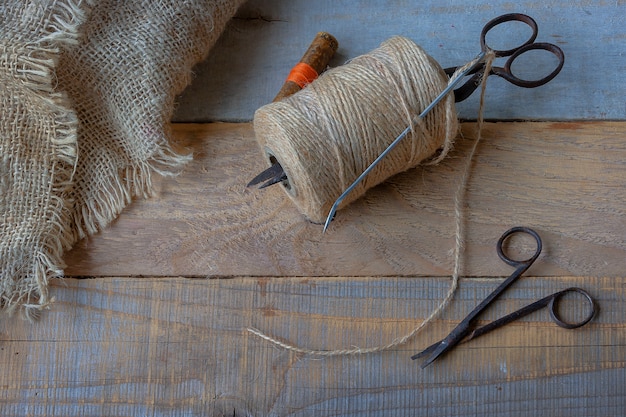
left=248, top=41, right=496, bottom=356
left=253, top=36, right=458, bottom=224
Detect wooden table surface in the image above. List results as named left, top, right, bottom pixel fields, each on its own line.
left=1, top=121, right=624, bottom=416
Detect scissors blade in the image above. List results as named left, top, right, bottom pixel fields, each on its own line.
left=417, top=320, right=472, bottom=368
left=410, top=340, right=442, bottom=361
left=412, top=322, right=501, bottom=362
left=246, top=161, right=286, bottom=188
left=419, top=340, right=454, bottom=369
left=259, top=172, right=288, bottom=189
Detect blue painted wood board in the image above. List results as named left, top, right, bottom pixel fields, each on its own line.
left=173, top=0, right=626, bottom=122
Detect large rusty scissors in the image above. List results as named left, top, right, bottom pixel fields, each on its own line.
left=445, top=13, right=564, bottom=102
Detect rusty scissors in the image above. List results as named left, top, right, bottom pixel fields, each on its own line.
left=412, top=227, right=597, bottom=368
left=444, top=13, right=565, bottom=103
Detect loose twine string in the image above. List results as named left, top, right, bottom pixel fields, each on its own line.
left=248, top=46, right=497, bottom=356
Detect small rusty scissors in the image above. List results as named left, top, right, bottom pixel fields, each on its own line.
left=412, top=227, right=597, bottom=368
left=445, top=13, right=565, bottom=102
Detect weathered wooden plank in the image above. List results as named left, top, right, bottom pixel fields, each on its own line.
left=0, top=275, right=623, bottom=416
left=64, top=122, right=626, bottom=278
left=173, top=0, right=626, bottom=122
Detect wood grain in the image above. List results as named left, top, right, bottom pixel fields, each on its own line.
left=173, top=0, right=626, bottom=122
left=64, top=122, right=626, bottom=278
left=0, top=275, right=623, bottom=416
left=3, top=122, right=626, bottom=416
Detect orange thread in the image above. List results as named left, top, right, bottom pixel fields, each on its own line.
left=286, top=62, right=319, bottom=88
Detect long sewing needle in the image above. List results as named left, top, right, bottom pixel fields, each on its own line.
left=322, top=51, right=487, bottom=233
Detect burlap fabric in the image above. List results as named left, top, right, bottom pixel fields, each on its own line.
left=1, top=0, right=245, bottom=319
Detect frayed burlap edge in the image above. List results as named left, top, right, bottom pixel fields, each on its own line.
left=71, top=144, right=193, bottom=240
left=3, top=0, right=245, bottom=319
left=63, top=1, right=243, bottom=241
left=1, top=0, right=91, bottom=320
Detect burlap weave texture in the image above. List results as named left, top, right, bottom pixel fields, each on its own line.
left=1, top=0, right=245, bottom=319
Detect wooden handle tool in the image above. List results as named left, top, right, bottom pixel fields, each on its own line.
left=273, top=31, right=339, bottom=102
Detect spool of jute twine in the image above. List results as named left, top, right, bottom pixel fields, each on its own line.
left=253, top=36, right=458, bottom=223
left=248, top=36, right=496, bottom=356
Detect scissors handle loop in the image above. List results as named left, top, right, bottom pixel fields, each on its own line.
left=549, top=287, right=597, bottom=329
left=496, top=42, right=565, bottom=88
left=496, top=226, right=542, bottom=268
left=480, top=13, right=538, bottom=57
